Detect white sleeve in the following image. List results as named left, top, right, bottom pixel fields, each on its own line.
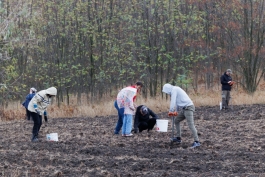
left=169, top=88, right=177, bottom=112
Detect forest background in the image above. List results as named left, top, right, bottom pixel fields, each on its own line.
left=1, top=0, right=265, bottom=120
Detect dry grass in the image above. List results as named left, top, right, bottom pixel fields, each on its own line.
left=192, top=89, right=265, bottom=106
left=1, top=84, right=265, bottom=121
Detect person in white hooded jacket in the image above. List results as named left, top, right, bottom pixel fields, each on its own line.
left=117, top=86, right=137, bottom=137
left=162, top=83, right=200, bottom=148
left=28, top=87, right=57, bottom=142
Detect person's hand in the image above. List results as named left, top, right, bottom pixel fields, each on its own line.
left=35, top=109, right=41, bottom=115
left=44, top=115, right=48, bottom=122
left=130, top=105, right=135, bottom=111
left=168, top=112, right=178, bottom=116
left=134, top=129, right=139, bottom=133
left=229, top=81, right=235, bottom=86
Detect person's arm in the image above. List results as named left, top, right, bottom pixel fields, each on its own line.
left=134, top=106, right=143, bottom=132
left=32, top=93, right=42, bottom=114
left=44, top=110, right=48, bottom=122
left=148, top=108, right=159, bottom=119
left=134, top=108, right=140, bottom=132
left=129, top=99, right=135, bottom=111
left=169, top=87, right=177, bottom=112
left=229, top=77, right=234, bottom=86
left=25, top=94, right=31, bottom=100
left=221, top=75, right=229, bottom=85
left=22, top=101, right=26, bottom=107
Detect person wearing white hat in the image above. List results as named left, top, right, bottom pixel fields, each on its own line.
left=22, top=87, right=37, bottom=121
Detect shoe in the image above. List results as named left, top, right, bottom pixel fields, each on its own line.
left=221, top=107, right=226, bottom=110
left=125, top=133, right=133, bottom=137
left=171, top=137, right=182, bottom=143
left=31, top=134, right=39, bottom=142
left=147, top=128, right=153, bottom=132
left=31, top=137, right=39, bottom=142
left=191, top=141, right=201, bottom=148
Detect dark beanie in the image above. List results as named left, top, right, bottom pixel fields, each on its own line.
left=141, top=106, right=148, bottom=115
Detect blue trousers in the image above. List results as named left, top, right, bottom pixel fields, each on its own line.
left=122, top=114, right=133, bottom=135
left=114, top=100, right=124, bottom=134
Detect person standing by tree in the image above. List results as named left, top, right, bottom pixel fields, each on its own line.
left=22, top=87, right=37, bottom=121
left=28, top=87, right=57, bottom=142
left=113, top=81, right=143, bottom=135
left=162, top=83, right=200, bottom=148
left=133, top=105, right=159, bottom=133
left=220, top=69, right=234, bottom=110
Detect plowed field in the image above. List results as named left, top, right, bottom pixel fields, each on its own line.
left=1, top=104, right=265, bottom=177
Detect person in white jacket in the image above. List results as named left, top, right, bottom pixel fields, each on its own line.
left=28, top=87, right=57, bottom=142
left=117, top=87, right=137, bottom=137
left=162, top=83, right=200, bottom=148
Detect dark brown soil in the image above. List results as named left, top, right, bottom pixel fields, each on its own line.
left=1, top=104, right=265, bottom=177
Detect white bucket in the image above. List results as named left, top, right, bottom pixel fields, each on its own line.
left=156, top=120, right=168, bottom=132
left=46, top=133, right=58, bottom=141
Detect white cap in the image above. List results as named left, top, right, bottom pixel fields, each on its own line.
left=30, top=87, right=37, bottom=92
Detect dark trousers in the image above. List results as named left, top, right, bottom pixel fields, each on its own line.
left=30, top=112, right=42, bottom=136
left=138, top=118, right=157, bottom=132
left=26, top=109, right=31, bottom=120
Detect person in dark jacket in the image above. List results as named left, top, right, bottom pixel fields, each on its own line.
left=22, top=87, right=37, bottom=120
left=133, top=105, right=159, bottom=133
left=220, top=69, right=234, bottom=110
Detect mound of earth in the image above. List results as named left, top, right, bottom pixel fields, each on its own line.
left=1, top=104, right=265, bottom=176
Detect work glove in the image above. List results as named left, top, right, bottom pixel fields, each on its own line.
left=229, top=81, right=235, bottom=86
left=168, top=111, right=178, bottom=117
left=33, top=104, right=40, bottom=115
left=35, top=108, right=41, bottom=115
left=44, top=115, right=48, bottom=122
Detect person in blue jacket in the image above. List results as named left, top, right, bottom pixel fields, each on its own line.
left=22, top=87, right=37, bottom=120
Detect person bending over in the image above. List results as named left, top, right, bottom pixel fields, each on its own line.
left=28, top=87, right=57, bottom=142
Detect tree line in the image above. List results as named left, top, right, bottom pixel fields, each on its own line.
left=0, top=0, right=265, bottom=107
